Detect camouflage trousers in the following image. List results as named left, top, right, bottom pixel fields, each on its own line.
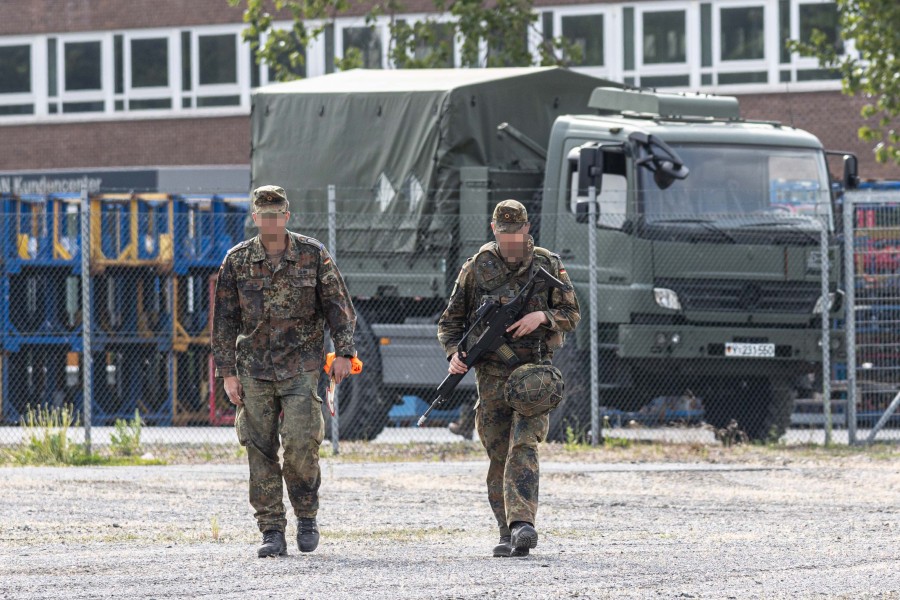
left=237, top=371, right=325, bottom=533
left=475, top=363, right=550, bottom=536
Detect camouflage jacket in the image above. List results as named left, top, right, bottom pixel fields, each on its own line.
left=212, top=231, right=356, bottom=381
left=437, top=237, right=580, bottom=370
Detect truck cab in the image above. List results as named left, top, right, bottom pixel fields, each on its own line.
left=543, top=87, right=846, bottom=440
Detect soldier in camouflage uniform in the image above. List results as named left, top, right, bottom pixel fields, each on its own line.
left=437, top=199, right=580, bottom=557
left=213, top=185, right=357, bottom=558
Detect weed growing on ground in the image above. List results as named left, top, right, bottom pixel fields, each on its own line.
left=6, top=404, right=83, bottom=465
left=210, top=515, right=221, bottom=541
left=110, top=410, right=142, bottom=457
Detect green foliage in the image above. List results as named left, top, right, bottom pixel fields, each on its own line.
left=7, top=404, right=84, bottom=465
left=563, top=424, right=588, bottom=451
left=229, top=0, right=581, bottom=81
left=110, top=409, right=143, bottom=457
left=787, top=0, right=900, bottom=165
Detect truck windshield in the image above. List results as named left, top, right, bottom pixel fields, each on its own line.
left=640, top=145, right=832, bottom=231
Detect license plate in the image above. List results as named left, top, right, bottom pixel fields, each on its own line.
left=725, top=343, right=775, bottom=358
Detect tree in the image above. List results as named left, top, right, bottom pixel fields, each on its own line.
left=227, top=0, right=580, bottom=77
left=788, top=0, right=900, bottom=165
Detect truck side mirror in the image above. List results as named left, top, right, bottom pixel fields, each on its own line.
left=842, top=154, right=859, bottom=190
left=575, top=200, right=591, bottom=223
left=578, top=146, right=604, bottom=197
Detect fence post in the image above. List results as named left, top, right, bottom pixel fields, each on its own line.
left=843, top=193, right=857, bottom=445
left=80, top=184, right=92, bottom=455
left=327, top=184, right=339, bottom=455
left=820, top=221, right=831, bottom=445
left=587, top=184, right=600, bottom=447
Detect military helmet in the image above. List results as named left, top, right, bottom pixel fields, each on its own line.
left=504, top=363, right=564, bottom=417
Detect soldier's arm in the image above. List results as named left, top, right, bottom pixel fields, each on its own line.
left=317, top=247, right=357, bottom=357
left=437, top=260, right=473, bottom=360
left=543, top=257, right=581, bottom=332
left=212, top=258, right=241, bottom=378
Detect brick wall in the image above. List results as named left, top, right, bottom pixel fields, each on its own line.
left=0, top=0, right=245, bottom=35
left=736, top=89, right=897, bottom=181
left=0, top=116, right=249, bottom=170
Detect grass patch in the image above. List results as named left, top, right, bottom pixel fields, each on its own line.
left=71, top=454, right=166, bottom=466
left=563, top=422, right=632, bottom=451
left=110, top=410, right=143, bottom=457
left=4, top=404, right=83, bottom=465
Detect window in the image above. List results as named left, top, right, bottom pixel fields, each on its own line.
left=343, top=27, right=382, bottom=69
left=199, top=34, right=237, bottom=85
left=64, top=41, right=101, bottom=91
left=0, top=42, right=33, bottom=116
left=799, top=3, right=842, bottom=56
left=413, top=22, right=454, bottom=68
left=720, top=6, right=765, bottom=61
left=562, top=14, right=604, bottom=66
left=112, top=33, right=176, bottom=112
left=131, top=38, right=168, bottom=87
left=642, top=11, right=685, bottom=64
left=0, top=45, right=30, bottom=94
left=56, top=37, right=108, bottom=113
left=190, top=30, right=243, bottom=108
left=785, top=1, right=843, bottom=84
left=712, top=4, right=769, bottom=86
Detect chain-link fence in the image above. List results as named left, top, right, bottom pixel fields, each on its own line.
left=843, top=189, right=900, bottom=444
left=1, top=185, right=898, bottom=456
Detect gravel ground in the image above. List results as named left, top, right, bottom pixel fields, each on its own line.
left=1, top=452, right=899, bottom=599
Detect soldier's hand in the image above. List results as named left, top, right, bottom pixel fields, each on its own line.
left=224, top=376, right=244, bottom=407
left=331, top=357, right=352, bottom=384
left=449, top=352, right=468, bottom=375
left=507, top=311, right=549, bottom=338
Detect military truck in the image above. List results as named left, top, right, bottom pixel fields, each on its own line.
left=250, top=67, right=852, bottom=440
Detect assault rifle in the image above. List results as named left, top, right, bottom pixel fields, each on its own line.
left=418, top=265, right=571, bottom=426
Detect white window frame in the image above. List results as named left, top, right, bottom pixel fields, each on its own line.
left=189, top=25, right=250, bottom=112
left=712, top=0, right=770, bottom=85
left=54, top=32, right=113, bottom=115
left=382, top=13, right=460, bottom=69
left=0, top=36, right=43, bottom=118
left=633, top=2, right=696, bottom=89
left=335, top=19, right=389, bottom=70
left=550, top=6, right=618, bottom=80
left=786, top=0, right=847, bottom=88
left=255, top=21, right=325, bottom=86
left=120, top=29, right=179, bottom=113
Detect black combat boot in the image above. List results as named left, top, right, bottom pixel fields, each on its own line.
left=258, top=530, right=287, bottom=558
left=297, top=517, right=320, bottom=553
left=448, top=403, right=475, bottom=440
left=510, top=522, right=538, bottom=556
left=492, top=535, right=512, bottom=557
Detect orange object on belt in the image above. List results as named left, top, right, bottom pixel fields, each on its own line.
left=323, top=352, right=363, bottom=375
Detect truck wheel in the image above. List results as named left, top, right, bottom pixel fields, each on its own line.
left=548, top=342, right=591, bottom=442
left=701, top=378, right=795, bottom=442
left=321, top=311, right=388, bottom=441
left=751, top=380, right=795, bottom=441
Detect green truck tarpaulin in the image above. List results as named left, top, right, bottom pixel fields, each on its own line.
left=251, top=67, right=612, bottom=258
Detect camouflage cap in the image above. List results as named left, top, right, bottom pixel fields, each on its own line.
left=492, top=199, right=528, bottom=233
left=252, top=185, right=289, bottom=213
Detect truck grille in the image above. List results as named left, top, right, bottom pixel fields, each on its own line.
left=656, top=278, right=820, bottom=314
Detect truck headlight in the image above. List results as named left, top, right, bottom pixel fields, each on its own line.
left=813, top=293, right=836, bottom=314
left=654, top=288, right=682, bottom=311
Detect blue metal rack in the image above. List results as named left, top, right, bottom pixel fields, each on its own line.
left=0, top=191, right=249, bottom=425
left=173, top=194, right=249, bottom=274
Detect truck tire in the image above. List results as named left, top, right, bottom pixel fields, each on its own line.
left=701, top=377, right=795, bottom=442
left=321, top=312, right=389, bottom=441
left=548, top=342, right=591, bottom=442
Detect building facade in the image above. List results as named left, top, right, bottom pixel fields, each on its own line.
left=0, top=0, right=894, bottom=184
